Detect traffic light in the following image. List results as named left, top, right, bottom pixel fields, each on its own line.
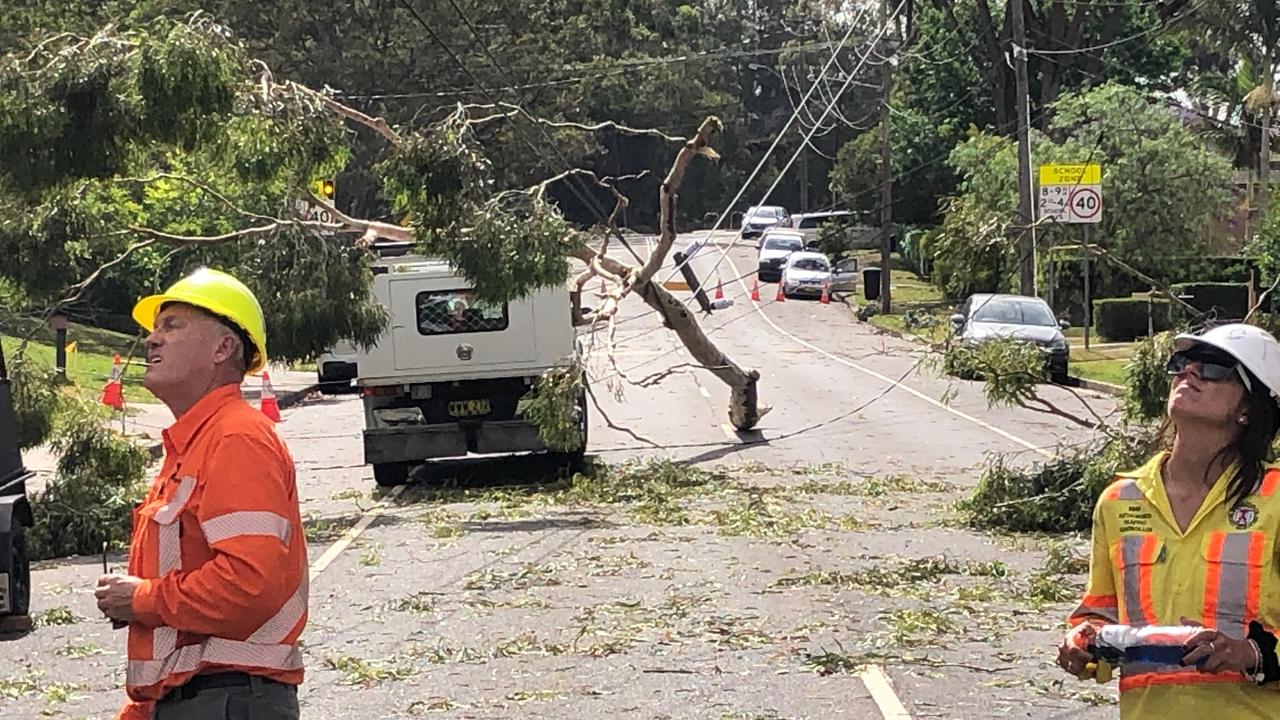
left=315, top=178, right=335, bottom=201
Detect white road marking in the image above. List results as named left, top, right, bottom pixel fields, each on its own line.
left=724, top=255, right=1055, bottom=460
left=699, top=386, right=711, bottom=398
left=720, top=423, right=740, bottom=442
left=859, top=665, right=913, bottom=720
left=309, top=485, right=405, bottom=580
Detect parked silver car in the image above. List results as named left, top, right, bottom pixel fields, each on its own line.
left=951, top=294, right=1071, bottom=383
left=781, top=252, right=857, bottom=298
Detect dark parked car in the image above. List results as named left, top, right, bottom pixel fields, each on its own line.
left=951, top=293, right=1071, bottom=383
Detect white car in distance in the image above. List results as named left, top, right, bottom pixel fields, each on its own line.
left=781, top=251, right=840, bottom=298
left=756, top=230, right=805, bottom=282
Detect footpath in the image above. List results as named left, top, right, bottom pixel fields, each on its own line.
left=22, top=366, right=320, bottom=484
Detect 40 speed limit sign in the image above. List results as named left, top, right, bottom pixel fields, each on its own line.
left=1038, top=164, right=1102, bottom=224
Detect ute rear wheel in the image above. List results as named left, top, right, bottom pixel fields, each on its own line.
left=373, top=462, right=410, bottom=487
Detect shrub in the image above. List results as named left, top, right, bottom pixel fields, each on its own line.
left=1093, top=296, right=1173, bottom=341
left=960, top=425, right=1161, bottom=533
left=1121, top=331, right=1175, bottom=424
left=27, top=402, right=149, bottom=561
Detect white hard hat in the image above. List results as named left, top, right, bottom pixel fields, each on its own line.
left=1175, top=324, right=1280, bottom=406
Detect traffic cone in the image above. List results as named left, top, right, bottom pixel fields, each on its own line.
left=775, top=281, right=786, bottom=303
left=260, top=371, right=281, bottom=422
left=100, top=354, right=124, bottom=411
left=750, top=279, right=761, bottom=301
left=820, top=280, right=831, bottom=305
left=714, top=281, right=725, bottom=300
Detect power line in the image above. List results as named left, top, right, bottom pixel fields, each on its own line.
left=397, top=0, right=648, bottom=266
left=671, top=0, right=910, bottom=290
left=331, top=38, right=853, bottom=101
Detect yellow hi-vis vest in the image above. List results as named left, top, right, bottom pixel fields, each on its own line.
left=1069, top=452, right=1280, bottom=719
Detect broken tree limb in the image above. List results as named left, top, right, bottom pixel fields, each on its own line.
left=568, top=243, right=765, bottom=430
left=637, top=117, right=723, bottom=284
left=460, top=101, right=687, bottom=143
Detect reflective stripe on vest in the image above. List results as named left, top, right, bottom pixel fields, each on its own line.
left=127, top=482, right=304, bottom=694
left=1070, top=593, right=1119, bottom=624
left=128, top=637, right=303, bottom=688
left=1119, top=666, right=1243, bottom=692
left=1116, top=534, right=1159, bottom=626
left=1106, top=480, right=1144, bottom=502
left=1202, top=530, right=1266, bottom=639
left=1258, top=470, right=1279, bottom=498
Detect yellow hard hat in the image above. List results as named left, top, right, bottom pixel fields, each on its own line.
left=132, top=268, right=268, bottom=374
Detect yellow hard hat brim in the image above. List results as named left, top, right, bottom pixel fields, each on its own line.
left=132, top=293, right=268, bottom=374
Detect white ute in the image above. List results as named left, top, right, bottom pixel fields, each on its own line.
left=355, top=254, right=586, bottom=487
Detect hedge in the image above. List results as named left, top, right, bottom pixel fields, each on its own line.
left=1093, top=296, right=1174, bottom=341
left=1169, top=282, right=1250, bottom=321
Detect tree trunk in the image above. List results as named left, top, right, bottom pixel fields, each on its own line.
left=1261, top=58, right=1274, bottom=223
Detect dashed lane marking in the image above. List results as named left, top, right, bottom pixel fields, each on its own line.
left=859, top=665, right=913, bottom=720
left=723, top=254, right=1055, bottom=460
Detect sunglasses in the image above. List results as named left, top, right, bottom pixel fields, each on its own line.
left=1166, top=350, right=1253, bottom=392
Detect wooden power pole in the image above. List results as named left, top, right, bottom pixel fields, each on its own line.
left=1011, top=0, right=1036, bottom=296
left=878, top=0, right=894, bottom=314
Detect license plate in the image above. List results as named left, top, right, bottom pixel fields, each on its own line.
left=0, top=573, right=8, bottom=613
left=448, top=399, right=491, bottom=418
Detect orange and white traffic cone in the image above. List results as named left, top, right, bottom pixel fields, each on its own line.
left=715, top=281, right=725, bottom=300
left=820, top=280, right=831, bottom=305
left=260, top=371, right=281, bottom=422
left=750, top=279, right=761, bottom=301
left=100, top=354, right=124, bottom=410
left=775, top=282, right=786, bottom=303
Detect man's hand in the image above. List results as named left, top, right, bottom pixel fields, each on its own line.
left=95, top=575, right=142, bottom=623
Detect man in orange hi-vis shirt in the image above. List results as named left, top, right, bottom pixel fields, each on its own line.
left=95, top=268, right=307, bottom=720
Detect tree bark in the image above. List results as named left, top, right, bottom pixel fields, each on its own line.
left=1261, top=57, right=1274, bottom=223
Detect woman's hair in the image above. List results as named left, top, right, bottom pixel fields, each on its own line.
left=1208, top=366, right=1280, bottom=508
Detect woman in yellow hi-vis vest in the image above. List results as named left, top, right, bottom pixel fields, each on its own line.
left=1058, top=323, right=1280, bottom=718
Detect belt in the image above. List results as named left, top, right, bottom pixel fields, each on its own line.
left=163, top=672, right=292, bottom=701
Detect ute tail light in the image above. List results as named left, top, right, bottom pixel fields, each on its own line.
left=361, top=385, right=400, bottom=398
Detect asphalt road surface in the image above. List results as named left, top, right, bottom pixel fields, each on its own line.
left=2, top=232, right=1122, bottom=719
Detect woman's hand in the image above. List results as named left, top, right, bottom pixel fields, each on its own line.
left=1057, top=623, right=1097, bottom=678
left=1180, top=616, right=1257, bottom=673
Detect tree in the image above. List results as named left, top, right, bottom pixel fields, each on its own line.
left=929, top=83, right=1233, bottom=305
left=1185, top=0, right=1280, bottom=222
left=0, top=17, right=767, bottom=430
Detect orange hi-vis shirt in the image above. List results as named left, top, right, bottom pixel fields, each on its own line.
left=1069, top=452, right=1280, bottom=719
left=116, top=384, right=307, bottom=720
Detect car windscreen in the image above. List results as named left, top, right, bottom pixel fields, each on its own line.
left=971, top=298, right=1056, bottom=326
left=791, top=258, right=829, bottom=272
left=747, top=207, right=783, bottom=222
left=763, top=236, right=803, bottom=251
left=798, top=214, right=848, bottom=229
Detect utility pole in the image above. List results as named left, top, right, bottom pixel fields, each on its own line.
left=878, top=0, right=894, bottom=314
left=799, top=150, right=809, bottom=213
left=1011, top=0, right=1036, bottom=296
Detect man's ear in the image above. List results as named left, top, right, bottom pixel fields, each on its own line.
left=212, top=332, right=239, bottom=366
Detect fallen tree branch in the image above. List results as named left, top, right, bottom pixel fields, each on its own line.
left=281, top=80, right=402, bottom=144
left=1017, top=396, right=1098, bottom=430
left=461, top=102, right=687, bottom=143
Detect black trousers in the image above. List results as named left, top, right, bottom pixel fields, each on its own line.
left=152, top=673, right=299, bottom=720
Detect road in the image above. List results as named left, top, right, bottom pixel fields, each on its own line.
left=2, top=232, right=1121, bottom=719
